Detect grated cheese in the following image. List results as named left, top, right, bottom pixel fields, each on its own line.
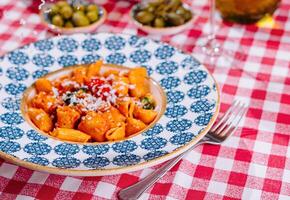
left=61, top=80, right=80, bottom=88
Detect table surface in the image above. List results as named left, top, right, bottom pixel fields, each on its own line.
left=0, top=0, right=290, bottom=199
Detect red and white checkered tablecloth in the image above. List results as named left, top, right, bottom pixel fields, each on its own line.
left=0, top=0, right=290, bottom=199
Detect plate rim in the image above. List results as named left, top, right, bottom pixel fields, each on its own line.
left=0, top=32, right=220, bottom=176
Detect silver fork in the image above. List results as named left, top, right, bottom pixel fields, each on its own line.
left=118, top=100, right=247, bottom=200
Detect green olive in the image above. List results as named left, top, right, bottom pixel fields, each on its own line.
left=169, top=0, right=181, bottom=7
left=176, top=6, right=186, bottom=16
left=148, top=0, right=164, bottom=7
left=75, top=10, right=85, bottom=16
left=49, top=4, right=59, bottom=16
left=60, top=5, right=73, bottom=19
left=64, top=21, right=74, bottom=28
left=135, top=11, right=155, bottom=24
left=166, top=12, right=184, bottom=26
left=183, top=10, right=192, bottom=21
left=168, top=0, right=182, bottom=11
left=145, top=5, right=155, bottom=13
left=86, top=4, right=98, bottom=12
left=73, top=4, right=85, bottom=12
left=72, top=12, right=90, bottom=27
left=51, top=14, right=64, bottom=27
left=56, top=1, right=69, bottom=8
left=153, top=18, right=165, bottom=27
left=86, top=11, right=99, bottom=23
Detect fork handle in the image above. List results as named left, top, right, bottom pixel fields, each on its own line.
left=118, top=140, right=205, bottom=200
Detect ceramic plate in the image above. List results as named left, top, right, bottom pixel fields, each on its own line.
left=0, top=33, right=219, bottom=176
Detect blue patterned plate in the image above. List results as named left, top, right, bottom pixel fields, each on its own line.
left=0, top=33, right=219, bottom=176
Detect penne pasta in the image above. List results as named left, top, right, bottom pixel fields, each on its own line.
left=72, top=66, right=87, bottom=84
left=87, top=60, right=102, bottom=78
left=78, top=111, right=110, bottom=142
left=27, top=61, right=158, bottom=143
left=113, top=76, right=129, bottom=96
left=56, top=106, right=80, bottom=128
left=102, top=69, right=119, bottom=77
left=128, top=67, right=150, bottom=98
left=51, top=128, right=91, bottom=142
left=133, top=106, right=158, bottom=124
left=105, top=123, right=126, bottom=141
left=125, top=118, right=147, bottom=137
left=28, top=108, right=53, bottom=132
left=117, top=99, right=135, bottom=118
left=31, top=92, right=59, bottom=114
left=103, top=107, right=126, bottom=129
left=35, top=78, right=53, bottom=94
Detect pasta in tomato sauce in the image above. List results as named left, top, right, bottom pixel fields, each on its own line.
left=26, top=60, right=159, bottom=143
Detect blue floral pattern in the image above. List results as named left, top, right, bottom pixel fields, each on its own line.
left=54, top=144, right=80, bottom=156
left=0, top=126, right=24, bottom=140
left=154, top=45, right=175, bottom=59
left=113, top=154, right=141, bottom=166
left=128, top=35, right=148, bottom=48
left=156, top=61, right=178, bottom=75
left=143, top=150, right=168, bottom=161
left=190, top=99, right=215, bottom=113
left=24, top=156, right=49, bottom=166
left=24, top=142, right=52, bottom=156
left=8, top=51, right=29, bottom=65
left=129, top=49, right=151, bottom=64
left=52, top=157, right=81, bottom=168
left=0, top=33, right=218, bottom=173
left=32, top=53, right=54, bottom=68
left=183, top=70, right=207, bottom=85
left=194, top=113, right=213, bottom=126
left=5, top=83, right=26, bottom=95
left=105, top=36, right=126, bottom=51
left=170, top=132, right=194, bottom=145
left=82, top=145, right=110, bottom=155
left=166, top=90, right=185, bottom=104
left=81, top=54, right=101, bottom=64
left=82, top=38, right=101, bottom=52
left=187, top=85, right=211, bottom=99
left=165, top=105, right=188, bottom=118
left=160, top=76, right=181, bottom=90
left=142, top=124, right=163, bottom=136
left=83, top=156, right=110, bottom=168
left=112, top=141, right=138, bottom=153
left=0, top=141, right=21, bottom=153
left=141, top=137, right=167, bottom=150
left=181, top=56, right=200, bottom=69
left=0, top=112, right=23, bottom=125
left=58, top=55, right=78, bottom=67
left=57, top=38, right=78, bottom=52
left=106, top=53, right=127, bottom=64
left=166, top=119, right=192, bottom=132
left=32, top=69, right=49, bottom=79
left=26, top=130, right=47, bottom=141
left=34, top=40, right=54, bottom=51
left=6, top=67, right=29, bottom=81
left=1, top=97, right=20, bottom=111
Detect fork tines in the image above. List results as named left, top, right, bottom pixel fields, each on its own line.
left=211, top=100, right=247, bottom=137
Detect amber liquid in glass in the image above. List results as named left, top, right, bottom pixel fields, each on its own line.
left=216, top=0, right=280, bottom=24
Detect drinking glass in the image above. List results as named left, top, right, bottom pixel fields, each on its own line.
left=194, top=0, right=245, bottom=67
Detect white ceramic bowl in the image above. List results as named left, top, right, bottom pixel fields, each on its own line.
left=130, top=3, right=195, bottom=35
left=40, top=4, right=107, bottom=35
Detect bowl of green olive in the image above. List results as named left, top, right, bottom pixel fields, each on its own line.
left=40, top=1, right=107, bottom=34
left=130, top=0, right=194, bottom=35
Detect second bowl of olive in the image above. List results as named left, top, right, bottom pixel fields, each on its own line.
left=130, top=0, right=195, bottom=35
left=40, top=1, right=107, bottom=34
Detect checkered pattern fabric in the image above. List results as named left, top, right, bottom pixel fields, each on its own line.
left=0, top=0, right=290, bottom=199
